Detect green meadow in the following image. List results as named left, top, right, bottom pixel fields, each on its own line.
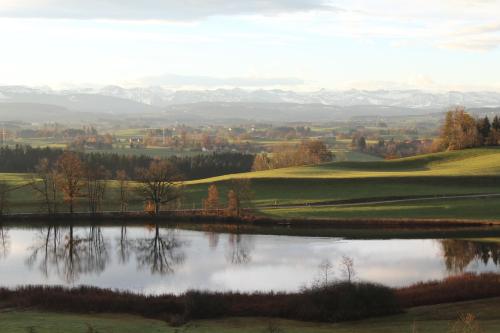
left=2, top=148, right=500, bottom=220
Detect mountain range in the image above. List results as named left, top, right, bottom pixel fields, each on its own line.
left=1, top=85, right=500, bottom=123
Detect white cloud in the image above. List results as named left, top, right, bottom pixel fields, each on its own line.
left=0, top=0, right=339, bottom=21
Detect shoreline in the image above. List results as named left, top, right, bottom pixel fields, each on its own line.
left=1, top=211, right=500, bottom=228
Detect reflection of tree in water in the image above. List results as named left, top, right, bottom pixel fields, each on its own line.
left=205, top=232, right=220, bottom=250
left=440, top=239, right=500, bottom=273
left=84, top=226, right=109, bottom=275
left=116, top=226, right=133, bottom=264
left=0, top=225, right=10, bottom=259
left=134, top=225, right=185, bottom=275
left=26, top=225, right=110, bottom=283
left=226, top=233, right=254, bottom=265
left=26, top=226, right=61, bottom=277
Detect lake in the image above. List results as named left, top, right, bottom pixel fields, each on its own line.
left=0, top=224, right=499, bottom=294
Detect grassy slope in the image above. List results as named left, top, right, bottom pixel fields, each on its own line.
left=2, top=298, right=500, bottom=332
left=3, top=148, right=500, bottom=218
left=184, top=148, right=500, bottom=218
left=188, top=148, right=500, bottom=183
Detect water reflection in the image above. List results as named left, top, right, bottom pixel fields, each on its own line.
left=0, top=225, right=10, bottom=259
left=0, top=226, right=499, bottom=294
left=85, top=226, right=110, bottom=276
left=25, top=226, right=61, bottom=278
left=26, top=225, right=111, bottom=283
left=134, top=224, right=185, bottom=275
left=440, top=239, right=500, bottom=273
left=226, top=233, right=254, bottom=265
left=116, top=226, right=132, bottom=264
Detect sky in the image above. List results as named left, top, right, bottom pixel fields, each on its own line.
left=0, top=0, right=500, bottom=91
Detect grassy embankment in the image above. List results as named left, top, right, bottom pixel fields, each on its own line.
left=2, top=299, right=500, bottom=333
left=2, top=148, right=500, bottom=220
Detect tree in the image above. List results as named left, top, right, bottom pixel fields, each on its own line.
left=226, top=190, right=239, bottom=217
left=135, top=160, right=183, bottom=215
left=32, top=158, right=59, bottom=214
left=476, top=116, right=491, bottom=145
left=340, top=255, right=355, bottom=283
left=84, top=164, right=109, bottom=214
left=252, top=153, right=272, bottom=171
left=440, top=107, right=480, bottom=150
left=300, top=139, right=334, bottom=164
left=352, top=135, right=367, bottom=151
left=226, top=179, right=253, bottom=217
left=203, top=184, right=219, bottom=214
left=493, top=116, right=500, bottom=131
left=56, top=152, right=84, bottom=214
left=317, top=258, right=334, bottom=287
left=116, top=170, right=129, bottom=213
left=0, top=181, right=11, bottom=217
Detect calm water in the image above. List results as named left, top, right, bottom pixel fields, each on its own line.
left=0, top=225, right=499, bottom=294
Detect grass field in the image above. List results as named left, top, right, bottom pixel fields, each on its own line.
left=188, top=148, right=500, bottom=183
left=262, top=197, right=500, bottom=220
left=2, top=297, right=500, bottom=332
left=2, top=148, right=500, bottom=219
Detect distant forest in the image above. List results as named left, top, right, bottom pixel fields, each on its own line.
left=0, top=145, right=254, bottom=180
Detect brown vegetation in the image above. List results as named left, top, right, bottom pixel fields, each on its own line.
left=252, top=139, right=333, bottom=171
left=2, top=273, right=500, bottom=325
left=397, top=273, right=500, bottom=308
left=0, top=281, right=400, bottom=324
left=56, top=152, right=84, bottom=214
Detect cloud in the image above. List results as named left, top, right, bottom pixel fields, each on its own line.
left=0, top=0, right=339, bottom=21
left=439, top=38, right=500, bottom=51
left=137, top=74, right=305, bottom=88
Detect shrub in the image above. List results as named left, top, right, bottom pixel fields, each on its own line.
left=397, top=273, right=500, bottom=307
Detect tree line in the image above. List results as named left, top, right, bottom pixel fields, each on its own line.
left=0, top=145, right=254, bottom=180
left=252, top=139, right=333, bottom=171
left=438, top=107, right=500, bottom=151
left=0, top=150, right=254, bottom=218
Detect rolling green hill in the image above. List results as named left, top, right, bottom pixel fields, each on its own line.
left=184, top=148, right=500, bottom=219
left=2, top=148, right=500, bottom=220
left=188, top=148, right=500, bottom=184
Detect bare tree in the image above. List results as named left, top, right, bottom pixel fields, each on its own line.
left=84, top=164, right=109, bottom=214
left=116, top=170, right=129, bottom=213
left=31, top=158, right=59, bottom=215
left=317, top=258, right=334, bottom=286
left=56, top=152, right=84, bottom=214
left=0, top=181, right=11, bottom=217
left=135, top=160, right=183, bottom=215
left=340, top=255, right=355, bottom=283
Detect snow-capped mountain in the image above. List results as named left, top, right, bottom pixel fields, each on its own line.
left=2, top=85, right=500, bottom=109
left=91, top=86, right=500, bottom=109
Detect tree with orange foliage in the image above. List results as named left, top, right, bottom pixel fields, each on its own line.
left=202, top=184, right=219, bottom=214
left=56, top=152, right=84, bottom=214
